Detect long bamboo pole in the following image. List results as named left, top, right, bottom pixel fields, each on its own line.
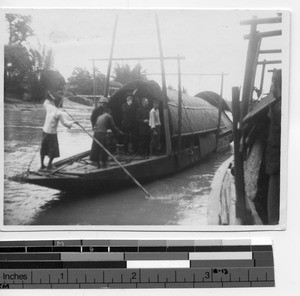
left=155, top=14, right=172, bottom=155
left=104, top=14, right=119, bottom=98
left=48, top=91, right=152, bottom=197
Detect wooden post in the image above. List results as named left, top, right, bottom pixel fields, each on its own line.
left=177, top=55, right=183, bottom=157
left=104, top=14, right=119, bottom=98
left=92, top=59, right=97, bottom=107
left=232, top=87, right=246, bottom=223
left=259, top=59, right=266, bottom=94
left=241, top=17, right=261, bottom=117
left=215, top=72, right=224, bottom=151
left=155, top=14, right=172, bottom=155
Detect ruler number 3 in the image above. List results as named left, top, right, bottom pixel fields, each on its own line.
left=204, top=272, right=210, bottom=279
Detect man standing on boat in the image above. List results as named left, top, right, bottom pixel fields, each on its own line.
left=266, top=69, right=281, bottom=225
left=90, top=96, right=108, bottom=129
left=90, top=97, right=123, bottom=168
left=122, top=95, right=137, bottom=154
left=136, top=98, right=150, bottom=158
left=149, top=99, right=162, bottom=156
left=40, top=92, right=74, bottom=170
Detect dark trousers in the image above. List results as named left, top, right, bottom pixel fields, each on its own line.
left=139, top=134, right=151, bottom=156
left=150, top=126, right=161, bottom=155
left=90, top=132, right=108, bottom=165
left=123, top=127, right=137, bottom=154
left=267, top=173, right=280, bottom=225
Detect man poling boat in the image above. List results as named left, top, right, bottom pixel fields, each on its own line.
left=40, top=91, right=76, bottom=170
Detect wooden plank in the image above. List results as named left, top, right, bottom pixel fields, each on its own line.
left=257, top=60, right=281, bottom=65
left=259, top=49, right=282, bottom=54
left=244, top=30, right=282, bottom=40
left=53, top=151, right=90, bottom=167
left=240, top=16, right=282, bottom=25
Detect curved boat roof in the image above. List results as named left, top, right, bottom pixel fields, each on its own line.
left=167, top=90, right=232, bottom=136
left=109, top=80, right=232, bottom=135
left=195, top=91, right=231, bottom=112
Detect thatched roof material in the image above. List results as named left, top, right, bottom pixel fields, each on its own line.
left=167, top=90, right=232, bottom=136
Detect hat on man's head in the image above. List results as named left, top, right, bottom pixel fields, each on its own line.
left=99, top=96, right=109, bottom=103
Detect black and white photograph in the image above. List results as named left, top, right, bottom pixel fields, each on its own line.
left=2, top=9, right=289, bottom=228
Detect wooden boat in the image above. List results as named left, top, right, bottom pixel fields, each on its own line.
left=208, top=15, right=282, bottom=225
left=18, top=80, right=233, bottom=193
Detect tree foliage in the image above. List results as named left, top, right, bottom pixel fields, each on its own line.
left=30, top=45, right=54, bottom=72
left=113, top=63, right=147, bottom=85
left=67, top=67, right=93, bottom=95
left=4, top=13, right=56, bottom=101
left=67, top=67, right=107, bottom=95
left=6, top=14, right=33, bottom=45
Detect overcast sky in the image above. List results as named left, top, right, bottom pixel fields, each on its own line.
left=3, top=9, right=286, bottom=99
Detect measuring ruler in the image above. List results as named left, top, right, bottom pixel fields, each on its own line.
left=0, top=239, right=274, bottom=289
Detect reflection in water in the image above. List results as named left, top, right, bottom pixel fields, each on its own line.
left=4, top=107, right=232, bottom=226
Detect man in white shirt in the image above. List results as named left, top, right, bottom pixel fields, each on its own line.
left=40, top=93, right=74, bottom=169
left=149, top=100, right=161, bottom=156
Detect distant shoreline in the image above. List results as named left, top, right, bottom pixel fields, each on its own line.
left=4, top=97, right=93, bottom=111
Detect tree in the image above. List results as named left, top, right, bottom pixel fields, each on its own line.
left=30, top=45, right=54, bottom=72
left=67, top=67, right=94, bottom=95
left=4, top=44, right=34, bottom=96
left=4, top=13, right=57, bottom=101
left=6, top=14, right=33, bottom=45
left=113, top=63, right=147, bottom=85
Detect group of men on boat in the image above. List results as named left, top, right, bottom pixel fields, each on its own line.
left=40, top=91, right=163, bottom=170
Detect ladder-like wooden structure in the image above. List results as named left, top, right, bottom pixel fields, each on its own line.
left=232, top=15, right=282, bottom=223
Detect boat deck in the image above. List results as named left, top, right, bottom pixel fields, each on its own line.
left=34, top=153, right=164, bottom=177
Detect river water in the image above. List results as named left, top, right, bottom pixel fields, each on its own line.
left=4, top=105, right=233, bottom=226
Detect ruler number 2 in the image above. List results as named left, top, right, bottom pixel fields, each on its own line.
left=131, top=272, right=137, bottom=280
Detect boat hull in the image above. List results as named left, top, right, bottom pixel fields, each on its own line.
left=22, top=131, right=232, bottom=193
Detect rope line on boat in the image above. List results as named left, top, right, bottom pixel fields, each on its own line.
left=59, top=103, right=151, bottom=198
